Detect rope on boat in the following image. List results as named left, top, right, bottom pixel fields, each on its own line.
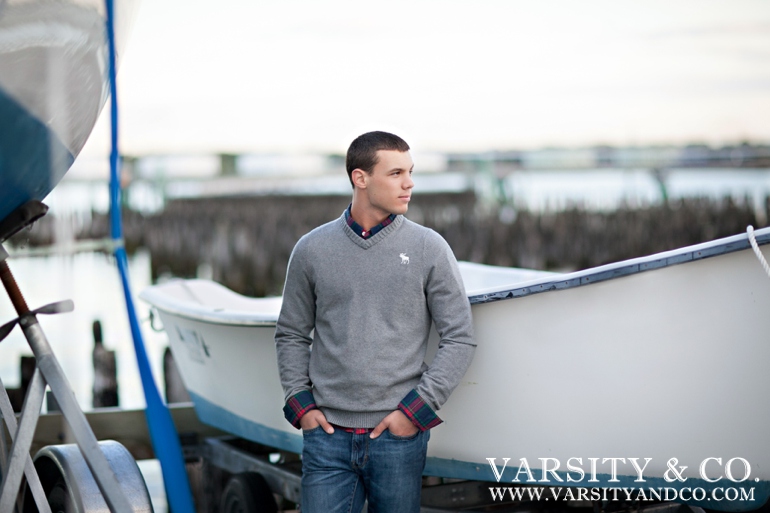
left=747, top=225, right=770, bottom=279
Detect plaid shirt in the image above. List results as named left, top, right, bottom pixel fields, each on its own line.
left=344, top=205, right=397, bottom=239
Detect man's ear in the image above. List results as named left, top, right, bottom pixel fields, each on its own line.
left=351, top=168, right=368, bottom=189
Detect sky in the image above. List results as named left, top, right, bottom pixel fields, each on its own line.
left=81, top=0, right=770, bottom=157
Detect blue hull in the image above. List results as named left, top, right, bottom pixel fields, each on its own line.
left=0, top=85, right=74, bottom=224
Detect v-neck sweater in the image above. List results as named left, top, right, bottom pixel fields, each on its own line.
left=275, top=211, right=476, bottom=429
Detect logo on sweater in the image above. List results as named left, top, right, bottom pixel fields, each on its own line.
left=399, top=253, right=410, bottom=265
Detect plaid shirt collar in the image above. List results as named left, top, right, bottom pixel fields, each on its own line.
left=344, top=204, right=397, bottom=240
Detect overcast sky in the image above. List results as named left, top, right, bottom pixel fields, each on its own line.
left=81, top=0, right=770, bottom=157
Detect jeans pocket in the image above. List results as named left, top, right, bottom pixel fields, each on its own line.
left=302, top=425, right=324, bottom=436
left=386, top=428, right=420, bottom=441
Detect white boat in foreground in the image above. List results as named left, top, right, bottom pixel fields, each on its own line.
left=140, top=226, right=770, bottom=511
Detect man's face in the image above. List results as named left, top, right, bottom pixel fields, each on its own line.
left=363, top=150, right=414, bottom=217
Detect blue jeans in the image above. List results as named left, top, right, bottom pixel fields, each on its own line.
left=300, top=426, right=430, bottom=513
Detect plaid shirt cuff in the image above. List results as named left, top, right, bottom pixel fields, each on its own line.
left=398, top=389, right=442, bottom=431
left=283, top=390, right=317, bottom=429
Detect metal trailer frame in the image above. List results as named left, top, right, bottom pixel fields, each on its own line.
left=0, top=202, right=149, bottom=512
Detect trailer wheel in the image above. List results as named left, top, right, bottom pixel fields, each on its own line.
left=24, top=440, right=152, bottom=512
left=219, top=472, right=277, bottom=513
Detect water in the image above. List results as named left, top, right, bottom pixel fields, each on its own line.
left=0, top=250, right=166, bottom=410
left=127, top=166, right=770, bottom=221
left=502, top=167, right=770, bottom=214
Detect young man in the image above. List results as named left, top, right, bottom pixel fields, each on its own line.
left=275, top=131, right=475, bottom=513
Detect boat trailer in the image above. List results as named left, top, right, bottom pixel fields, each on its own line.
left=0, top=201, right=151, bottom=512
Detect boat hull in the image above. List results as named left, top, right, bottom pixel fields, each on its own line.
left=142, top=230, right=770, bottom=511
left=0, top=0, right=136, bottom=223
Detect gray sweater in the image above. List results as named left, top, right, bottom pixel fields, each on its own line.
left=275, top=212, right=476, bottom=428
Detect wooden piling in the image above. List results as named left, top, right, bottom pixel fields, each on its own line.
left=92, top=320, right=119, bottom=408
left=7, top=355, right=35, bottom=412
left=6, top=192, right=767, bottom=298
left=132, top=193, right=762, bottom=296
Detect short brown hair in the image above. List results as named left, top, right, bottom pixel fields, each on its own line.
left=346, top=131, right=410, bottom=187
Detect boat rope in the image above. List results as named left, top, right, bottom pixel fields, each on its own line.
left=104, top=2, right=196, bottom=512
left=747, top=225, right=770, bottom=279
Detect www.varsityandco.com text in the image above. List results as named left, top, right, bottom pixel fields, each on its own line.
left=486, top=457, right=761, bottom=504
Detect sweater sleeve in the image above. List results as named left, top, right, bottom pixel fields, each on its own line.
left=275, top=238, right=317, bottom=423
left=415, top=232, right=476, bottom=414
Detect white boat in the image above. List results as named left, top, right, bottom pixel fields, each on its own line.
left=140, top=226, right=770, bottom=511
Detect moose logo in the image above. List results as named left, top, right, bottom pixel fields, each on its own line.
left=399, top=253, right=410, bottom=265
